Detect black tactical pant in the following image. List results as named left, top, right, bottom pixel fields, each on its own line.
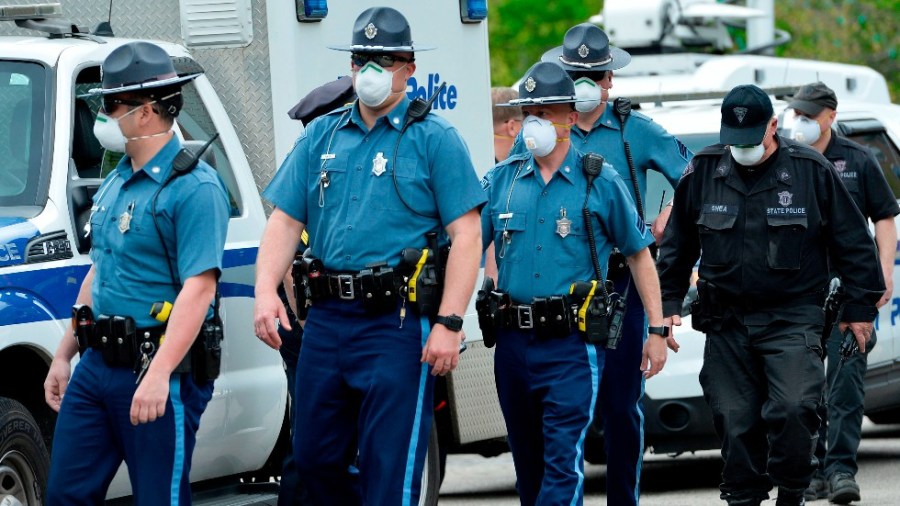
left=699, top=315, right=825, bottom=504
left=813, top=326, right=876, bottom=479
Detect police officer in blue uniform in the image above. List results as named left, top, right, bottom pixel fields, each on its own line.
left=657, top=84, right=884, bottom=506
left=43, top=41, right=229, bottom=504
left=253, top=7, right=485, bottom=505
left=482, top=61, right=668, bottom=506
left=538, top=23, right=691, bottom=505
left=785, top=82, right=899, bottom=504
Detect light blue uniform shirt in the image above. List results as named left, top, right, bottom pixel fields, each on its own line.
left=481, top=147, right=654, bottom=304
left=264, top=97, right=486, bottom=272
left=512, top=106, right=691, bottom=212
left=88, top=136, right=229, bottom=328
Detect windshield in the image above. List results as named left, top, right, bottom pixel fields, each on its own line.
left=0, top=60, right=48, bottom=216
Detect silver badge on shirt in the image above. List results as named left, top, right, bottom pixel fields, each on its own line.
left=118, top=201, right=135, bottom=234
left=556, top=207, right=571, bottom=238
left=372, top=152, right=387, bottom=176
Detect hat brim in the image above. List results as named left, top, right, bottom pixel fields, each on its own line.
left=328, top=44, right=435, bottom=52
left=87, top=73, right=201, bottom=96
left=497, top=96, right=588, bottom=107
left=541, top=45, right=631, bottom=72
left=787, top=99, right=825, bottom=117
left=720, top=122, right=768, bottom=146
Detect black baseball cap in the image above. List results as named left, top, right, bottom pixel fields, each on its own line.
left=788, top=82, right=838, bottom=116
left=720, top=84, right=774, bottom=146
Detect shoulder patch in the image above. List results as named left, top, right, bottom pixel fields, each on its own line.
left=480, top=167, right=495, bottom=190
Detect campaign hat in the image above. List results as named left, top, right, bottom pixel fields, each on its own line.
left=88, top=41, right=199, bottom=96
left=541, top=23, right=631, bottom=72
left=498, top=62, right=582, bottom=107
left=328, top=6, right=435, bottom=53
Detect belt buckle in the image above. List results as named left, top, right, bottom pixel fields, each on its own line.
left=337, top=274, right=355, bottom=300
left=517, top=306, right=533, bottom=329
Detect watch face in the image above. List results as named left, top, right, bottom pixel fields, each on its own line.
left=439, top=315, right=463, bottom=331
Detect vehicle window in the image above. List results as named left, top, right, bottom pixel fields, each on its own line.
left=0, top=60, right=48, bottom=212
left=73, top=67, right=242, bottom=217
left=843, top=129, right=900, bottom=199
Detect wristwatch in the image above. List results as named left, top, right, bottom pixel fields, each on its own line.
left=648, top=325, right=670, bottom=337
left=435, top=314, right=464, bottom=332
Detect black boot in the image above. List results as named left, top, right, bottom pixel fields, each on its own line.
left=776, top=487, right=807, bottom=506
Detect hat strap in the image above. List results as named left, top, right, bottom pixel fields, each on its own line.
left=559, top=55, right=612, bottom=69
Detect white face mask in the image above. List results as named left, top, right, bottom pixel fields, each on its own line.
left=573, top=77, right=601, bottom=113
left=354, top=62, right=402, bottom=108
left=730, top=142, right=766, bottom=166
left=521, top=116, right=559, bottom=158
left=789, top=115, right=821, bottom=145
left=93, top=106, right=140, bottom=153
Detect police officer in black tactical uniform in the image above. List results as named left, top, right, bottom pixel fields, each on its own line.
left=785, top=82, right=899, bottom=505
left=657, top=84, right=885, bottom=506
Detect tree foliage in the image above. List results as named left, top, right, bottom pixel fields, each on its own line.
left=488, top=1, right=900, bottom=101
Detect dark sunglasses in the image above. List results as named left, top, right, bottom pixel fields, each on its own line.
left=350, top=53, right=413, bottom=68
left=101, top=97, right=145, bottom=114
left=568, top=70, right=609, bottom=82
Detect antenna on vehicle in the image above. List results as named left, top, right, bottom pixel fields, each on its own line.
left=93, top=0, right=114, bottom=36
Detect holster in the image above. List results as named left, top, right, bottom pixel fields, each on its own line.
left=607, top=249, right=628, bottom=281
left=823, top=285, right=845, bottom=349
left=475, top=277, right=499, bottom=348
left=400, top=247, right=443, bottom=318
left=190, top=318, right=223, bottom=383
left=690, top=279, right=722, bottom=333
left=72, top=304, right=94, bottom=354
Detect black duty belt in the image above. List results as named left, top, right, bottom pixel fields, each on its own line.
left=319, top=272, right=405, bottom=301
left=498, top=298, right=581, bottom=334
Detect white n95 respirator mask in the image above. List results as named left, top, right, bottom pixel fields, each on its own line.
left=573, top=78, right=601, bottom=113
left=789, top=116, right=821, bottom=145
left=730, top=143, right=766, bottom=166
left=354, top=62, right=402, bottom=108
left=93, top=108, right=139, bottom=153
left=521, top=116, right=560, bottom=158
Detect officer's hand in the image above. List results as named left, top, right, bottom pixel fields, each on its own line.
left=651, top=204, right=673, bottom=244
left=641, top=333, right=668, bottom=379
left=664, top=315, right=681, bottom=352
left=841, top=321, right=873, bottom=353
left=131, top=370, right=170, bottom=425
left=254, top=290, right=289, bottom=350
left=44, top=357, right=72, bottom=412
left=421, top=326, right=461, bottom=377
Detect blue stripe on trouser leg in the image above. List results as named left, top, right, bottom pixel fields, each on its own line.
left=495, top=329, right=603, bottom=506
left=602, top=272, right=647, bottom=506
left=45, top=349, right=213, bottom=506
left=169, top=375, right=185, bottom=504
left=294, top=298, right=434, bottom=505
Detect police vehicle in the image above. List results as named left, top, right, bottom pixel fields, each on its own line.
left=0, top=1, right=498, bottom=504
left=593, top=0, right=900, bottom=458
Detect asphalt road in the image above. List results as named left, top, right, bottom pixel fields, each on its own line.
left=438, top=419, right=900, bottom=505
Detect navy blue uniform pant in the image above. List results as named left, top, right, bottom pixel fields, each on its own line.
left=495, top=328, right=603, bottom=506
left=46, top=348, right=213, bottom=505
left=293, top=298, right=435, bottom=506
left=699, top=317, right=824, bottom=504
left=604, top=271, right=648, bottom=506
left=813, top=326, right=876, bottom=479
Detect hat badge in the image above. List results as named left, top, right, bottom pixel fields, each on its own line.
left=364, top=23, right=378, bottom=40
left=578, top=44, right=589, bottom=59
left=524, top=77, right=536, bottom=93
left=733, top=106, right=748, bottom=124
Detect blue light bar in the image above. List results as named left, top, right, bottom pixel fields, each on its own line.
left=460, top=0, right=487, bottom=23
left=296, top=0, right=327, bottom=23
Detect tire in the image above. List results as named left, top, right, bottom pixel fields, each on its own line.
left=418, top=420, right=440, bottom=506
left=0, top=397, right=50, bottom=506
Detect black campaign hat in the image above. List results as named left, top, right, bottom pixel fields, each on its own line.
left=788, top=82, right=838, bottom=116
left=328, top=6, right=435, bottom=53
left=720, top=84, right=774, bottom=145
left=498, top=62, right=579, bottom=107
left=88, top=41, right=200, bottom=96
left=541, top=23, right=631, bottom=72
